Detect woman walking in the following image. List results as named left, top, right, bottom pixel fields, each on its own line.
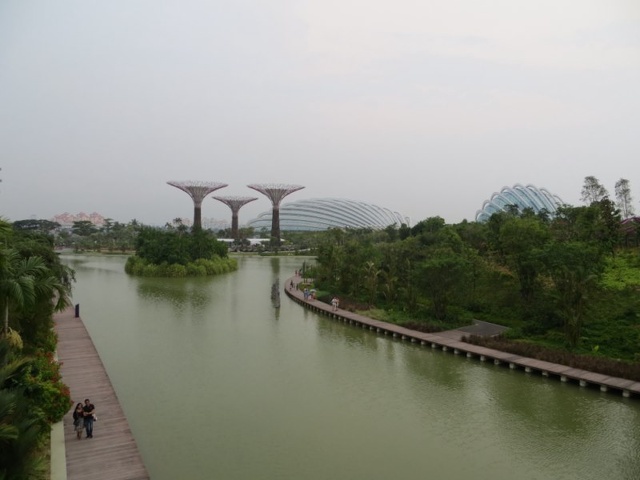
left=72, top=403, right=84, bottom=439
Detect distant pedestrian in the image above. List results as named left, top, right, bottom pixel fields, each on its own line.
left=290, top=280, right=294, bottom=290
left=72, top=403, right=84, bottom=439
left=83, top=398, right=96, bottom=438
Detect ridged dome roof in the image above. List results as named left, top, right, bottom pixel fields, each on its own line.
left=248, top=198, right=410, bottom=232
left=476, top=184, right=564, bottom=222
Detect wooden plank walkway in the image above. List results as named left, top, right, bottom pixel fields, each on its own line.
left=54, top=307, right=150, bottom=480
left=286, top=277, right=640, bottom=399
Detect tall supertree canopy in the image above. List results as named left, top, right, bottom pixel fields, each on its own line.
left=167, top=180, right=228, bottom=230
left=247, top=183, right=304, bottom=245
left=212, top=196, right=258, bottom=239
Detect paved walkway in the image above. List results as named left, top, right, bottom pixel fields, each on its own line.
left=54, top=307, right=150, bottom=480
left=286, top=277, right=640, bottom=399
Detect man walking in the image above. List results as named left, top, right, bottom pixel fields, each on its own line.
left=83, top=398, right=96, bottom=438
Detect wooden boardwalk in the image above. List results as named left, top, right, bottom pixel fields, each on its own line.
left=54, top=307, right=150, bottom=480
left=286, top=278, right=640, bottom=399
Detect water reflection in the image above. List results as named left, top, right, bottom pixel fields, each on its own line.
left=136, top=277, right=213, bottom=315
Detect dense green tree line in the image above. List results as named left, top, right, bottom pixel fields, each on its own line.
left=0, top=219, right=74, bottom=479
left=12, top=218, right=141, bottom=253
left=311, top=196, right=640, bottom=362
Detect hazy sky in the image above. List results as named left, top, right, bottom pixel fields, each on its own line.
left=1, top=0, right=639, bottom=226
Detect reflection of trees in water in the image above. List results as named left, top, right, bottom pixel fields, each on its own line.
left=270, top=256, right=280, bottom=277
left=402, top=342, right=468, bottom=391
left=136, top=277, right=212, bottom=315
left=484, top=373, right=640, bottom=477
left=315, top=317, right=455, bottom=373
left=314, top=317, right=382, bottom=351
left=397, top=335, right=640, bottom=477
left=61, top=255, right=125, bottom=276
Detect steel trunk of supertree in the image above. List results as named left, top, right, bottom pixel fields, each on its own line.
left=212, top=196, right=258, bottom=239
left=247, top=184, right=304, bottom=245
left=167, top=181, right=228, bottom=230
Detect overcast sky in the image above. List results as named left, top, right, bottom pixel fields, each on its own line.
left=1, top=0, right=639, bottom=227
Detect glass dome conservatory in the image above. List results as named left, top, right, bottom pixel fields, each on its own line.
left=476, top=184, right=564, bottom=222
left=247, top=198, right=409, bottom=232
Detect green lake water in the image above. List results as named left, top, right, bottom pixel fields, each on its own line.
left=62, top=254, right=640, bottom=480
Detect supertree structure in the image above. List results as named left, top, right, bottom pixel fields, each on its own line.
left=247, top=183, right=304, bottom=245
left=212, top=196, right=258, bottom=239
left=167, top=180, right=228, bottom=230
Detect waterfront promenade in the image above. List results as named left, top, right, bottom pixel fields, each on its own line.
left=286, top=277, right=640, bottom=399
left=53, top=307, right=149, bottom=480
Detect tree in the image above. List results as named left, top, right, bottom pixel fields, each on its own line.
left=615, top=178, right=635, bottom=219
left=581, top=176, right=609, bottom=205
left=397, top=223, right=410, bottom=241
left=499, top=217, right=550, bottom=302
left=454, top=220, right=489, bottom=254
left=542, top=242, right=604, bottom=347
left=591, top=198, right=622, bottom=255
left=10, top=233, right=74, bottom=350
left=363, top=261, right=381, bottom=305
left=0, top=251, right=46, bottom=336
left=410, top=216, right=446, bottom=245
left=72, top=220, right=98, bottom=237
left=12, top=220, right=60, bottom=235
left=414, top=247, right=470, bottom=320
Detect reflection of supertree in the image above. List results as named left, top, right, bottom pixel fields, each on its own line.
left=167, top=181, right=228, bottom=230
left=247, top=184, right=304, bottom=245
left=212, top=196, right=258, bottom=239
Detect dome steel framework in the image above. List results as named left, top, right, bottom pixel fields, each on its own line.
left=248, top=198, right=409, bottom=232
left=475, top=184, right=564, bottom=222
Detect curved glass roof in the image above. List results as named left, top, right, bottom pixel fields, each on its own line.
left=247, top=198, right=410, bottom=232
left=476, top=184, right=564, bottom=222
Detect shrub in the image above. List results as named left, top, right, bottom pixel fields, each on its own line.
left=126, top=255, right=237, bottom=277
left=18, top=351, right=72, bottom=423
left=187, top=263, right=207, bottom=276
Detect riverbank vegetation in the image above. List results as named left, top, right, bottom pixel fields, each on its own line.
left=308, top=192, right=640, bottom=378
left=125, top=224, right=237, bottom=277
left=0, top=219, right=74, bottom=479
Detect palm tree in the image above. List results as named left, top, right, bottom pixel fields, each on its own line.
left=0, top=249, right=48, bottom=336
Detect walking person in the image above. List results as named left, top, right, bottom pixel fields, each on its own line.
left=72, top=403, right=84, bottom=439
left=83, top=398, right=96, bottom=438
